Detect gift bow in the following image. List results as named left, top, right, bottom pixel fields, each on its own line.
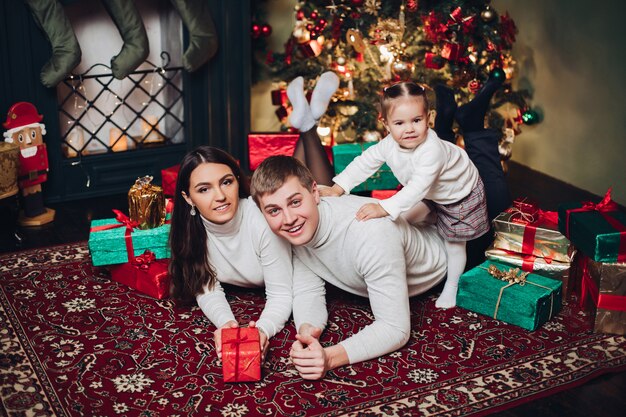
left=133, top=250, right=156, bottom=270
left=481, top=265, right=555, bottom=321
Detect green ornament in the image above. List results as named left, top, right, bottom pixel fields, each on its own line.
left=490, top=67, right=506, bottom=81
left=522, top=109, right=539, bottom=125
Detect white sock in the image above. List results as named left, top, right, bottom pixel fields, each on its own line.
left=287, top=76, right=316, bottom=131
left=436, top=240, right=467, bottom=309
left=310, top=71, right=339, bottom=121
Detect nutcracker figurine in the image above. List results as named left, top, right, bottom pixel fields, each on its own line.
left=3, top=102, right=55, bottom=226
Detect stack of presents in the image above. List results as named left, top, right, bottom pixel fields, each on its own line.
left=87, top=174, right=260, bottom=382
left=457, top=190, right=626, bottom=335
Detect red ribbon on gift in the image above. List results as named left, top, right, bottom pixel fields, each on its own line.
left=565, top=188, right=626, bottom=262
left=89, top=209, right=139, bottom=261
left=579, top=256, right=626, bottom=312
left=507, top=199, right=559, bottom=261
left=223, top=328, right=260, bottom=382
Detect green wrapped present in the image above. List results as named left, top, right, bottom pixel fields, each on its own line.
left=332, top=143, right=399, bottom=192
left=558, top=189, right=626, bottom=263
left=457, top=260, right=562, bottom=331
left=88, top=210, right=170, bottom=267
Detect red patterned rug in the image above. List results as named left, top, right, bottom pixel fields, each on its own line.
left=2, top=243, right=625, bottom=417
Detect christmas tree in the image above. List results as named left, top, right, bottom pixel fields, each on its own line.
left=252, top=0, right=539, bottom=162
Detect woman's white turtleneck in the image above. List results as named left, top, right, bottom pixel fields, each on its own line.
left=195, top=197, right=293, bottom=338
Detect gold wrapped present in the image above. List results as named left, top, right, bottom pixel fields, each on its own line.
left=493, top=200, right=573, bottom=263
left=0, top=142, right=20, bottom=199
left=128, top=176, right=165, bottom=230
left=575, top=254, right=626, bottom=336
left=485, top=245, right=574, bottom=301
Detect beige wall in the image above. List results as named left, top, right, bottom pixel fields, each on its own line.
left=493, top=0, right=626, bottom=205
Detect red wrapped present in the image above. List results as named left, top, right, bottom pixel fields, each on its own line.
left=440, top=41, right=462, bottom=62
left=271, top=89, right=288, bottom=106
left=248, top=133, right=333, bottom=171
left=371, top=189, right=399, bottom=200
left=221, top=327, right=261, bottom=383
left=425, top=52, right=444, bottom=69
left=108, top=250, right=171, bottom=299
left=161, top=164, right=179, bottom=197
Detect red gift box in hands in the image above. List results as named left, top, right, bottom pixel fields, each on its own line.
left=221, top=327, right=261, bottom=383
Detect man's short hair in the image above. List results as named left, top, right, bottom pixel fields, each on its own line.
left=250, top=155, right=316, bottom=205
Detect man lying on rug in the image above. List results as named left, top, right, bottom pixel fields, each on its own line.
left=250, top=155, right=448, bottom=380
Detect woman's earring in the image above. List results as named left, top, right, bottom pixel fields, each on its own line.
left=190, top=205, right=197, bottom=216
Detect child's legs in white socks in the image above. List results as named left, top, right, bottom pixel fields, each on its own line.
left=436, top=240, right=467, bottom=308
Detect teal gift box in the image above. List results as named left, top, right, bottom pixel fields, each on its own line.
left=88, top=217, right=170, bottom=267
left=558, top=189, right=626, bottom=263
left=457, top=260, right=562, bottom=331
left=332, top=143, right=400, bottom=192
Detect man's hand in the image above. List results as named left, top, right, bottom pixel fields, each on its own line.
left=249, top=320, right=269, bottom=361
left=290, top=326, right=329, bottom=380
left=319, top=184, right=345, bottom=197
left=355, top=202, right=389, bottom=221
left=214, top=320, right=238, bottom=360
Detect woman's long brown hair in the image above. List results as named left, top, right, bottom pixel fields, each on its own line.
left=168, top=146, right=250, bottom=305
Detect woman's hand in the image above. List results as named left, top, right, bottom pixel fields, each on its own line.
left=214, top=320, right=239, bottom=359
left=355, top=202, right=389, bottom=221
left=249, top=321, right=269, bottom=361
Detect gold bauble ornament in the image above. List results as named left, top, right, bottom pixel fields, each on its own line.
left=390, top=59, right=413, bottom=81
left=481, top=6, right=496, bottom=22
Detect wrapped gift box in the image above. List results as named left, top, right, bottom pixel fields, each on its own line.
left=161, top=164, right=179, bottom=197
left=88, top=212, right=170, bottom=267
left=222, top=327, right=261, bottom=383
left=332, top=143, right=400, bottom=192
left=485, top=245, right=573, bottom=300
left=248, top=133, right=333, bottom=171
left=108, top=251, right=170, bottom=299
left=558, top=190, right=626, bottom=263
left=574, top=254, right=626, bottom=335
left=128, top=176, right=166, bottom=230
left=0, top=142, right=20, bottom=199
left=457, top=260, right=562, bottom=331
left=493, top=201, right=572, bottom=263
left=371, top=189, right=400, bottom=200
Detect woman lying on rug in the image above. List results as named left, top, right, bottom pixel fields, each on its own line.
left=168, top=146, right=293, bottom=361
left=248, top=72, right=512, bottom=380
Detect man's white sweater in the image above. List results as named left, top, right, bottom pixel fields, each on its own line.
left=292, top=195, right=447, bottom=364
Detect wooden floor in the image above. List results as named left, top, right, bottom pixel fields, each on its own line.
left=1, top=161, right=625, bottom=416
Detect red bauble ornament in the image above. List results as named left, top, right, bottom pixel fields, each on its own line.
left=261, top=24, right=272, bottom=37
left=251, top=24, right=261, bottom=39
left=468, top=79, right=481, bottom=94
left=351, top=0, right=364, bottom=6
left=296, top=10, right=305, bottom=20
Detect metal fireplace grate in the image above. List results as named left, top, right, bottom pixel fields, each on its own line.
left=57, top=52, right=185, bottom=159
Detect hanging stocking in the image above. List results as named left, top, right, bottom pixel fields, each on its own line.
left=170, top=0, right=218, bottom=72
left=24, top=0, right=82, bottom=88
left=101, top=0, right=149, bottom=79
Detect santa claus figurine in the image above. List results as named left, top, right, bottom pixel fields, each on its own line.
left=3, top=102, right=55, bottom=225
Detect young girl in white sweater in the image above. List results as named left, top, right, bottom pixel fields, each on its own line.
left=324, top=82, right=490, bottom=308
